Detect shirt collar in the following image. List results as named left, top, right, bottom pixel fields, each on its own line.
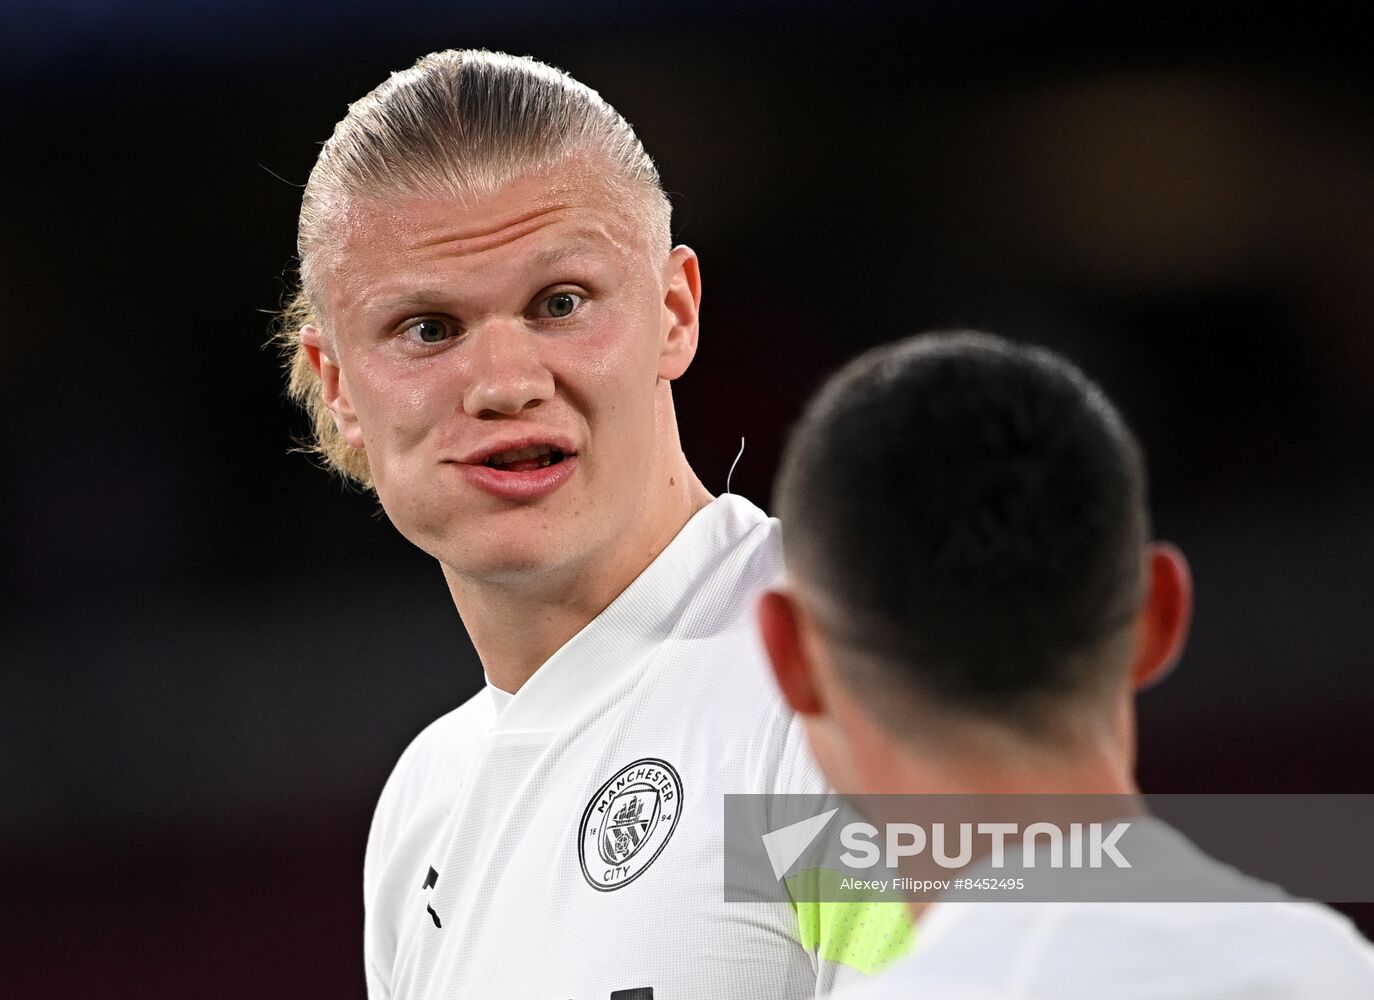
left=489, top=494, right=770, bottom=735
left=484, top=678, right=514, bottom=716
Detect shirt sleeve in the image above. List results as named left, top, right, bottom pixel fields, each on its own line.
left=364, top=955, right=392, bottom=1000
left=362, top=744, right=411, bottom=1000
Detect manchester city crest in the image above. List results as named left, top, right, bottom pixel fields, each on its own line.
left=578, top=758, right=683, bottom=891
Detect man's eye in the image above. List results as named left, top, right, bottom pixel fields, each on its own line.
left=538, top=292, right=584, bottom=319
left=404, top=319, right=451, bottom=344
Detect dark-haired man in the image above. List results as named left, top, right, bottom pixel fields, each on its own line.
left=759, top=331, right=1374, bottom=998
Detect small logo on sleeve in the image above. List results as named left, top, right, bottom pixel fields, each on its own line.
left=578, top=758, right=683, bottom=891
left=422, top=866, right=442, bottom=928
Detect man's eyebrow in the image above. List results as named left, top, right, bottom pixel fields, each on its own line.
left=351, top=288, right=458, bottom=324
left=378, top=289, right=451, bottom=311
left=529, top=240, right=607, bottom=267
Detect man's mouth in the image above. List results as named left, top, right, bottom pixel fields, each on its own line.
left=481, top=444, right=570, bottom=472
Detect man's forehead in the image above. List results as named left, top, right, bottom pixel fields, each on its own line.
left=330, top=166, right=642, bottom=261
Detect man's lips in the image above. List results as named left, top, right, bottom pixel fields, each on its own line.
left=447, top=434, right=579, bottom=501
left=448, top=454, right=579, bottom=501
left=453, top=434, right=577, bottom=467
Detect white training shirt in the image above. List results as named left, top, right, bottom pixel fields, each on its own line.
left=834, top=819, right=1374, bottom=1000
left=363, top=495, right=904, bottom=1000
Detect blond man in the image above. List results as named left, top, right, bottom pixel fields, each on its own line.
left=280, top=50, right=908, bottom=1000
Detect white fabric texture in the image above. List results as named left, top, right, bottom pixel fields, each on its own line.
left=834, top=819, right=1374, bottom=1000
left=363, top=495, right=863, bottom=999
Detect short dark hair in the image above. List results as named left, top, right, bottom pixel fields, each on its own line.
left=775, top=331, right=1148, bottom=727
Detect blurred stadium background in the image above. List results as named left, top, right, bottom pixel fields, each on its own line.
left=3, top=1, right=1372, bottom=995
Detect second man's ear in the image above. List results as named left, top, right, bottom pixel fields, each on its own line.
left=299, top=324, right=365, bottom=450
left=757, top=589, right=823, bottom=717
left=1131, top=543, right=1194, bottom=690
left=657, top=246, right=702, bottom=382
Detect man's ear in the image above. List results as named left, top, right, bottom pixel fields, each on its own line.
left=657, top=245, right=701, bottom=381
left=757, top=589, right=823, bottom=716
left=299, top=324, right=365, bottom=450
left=1132, top=543, right=1193, bottom=690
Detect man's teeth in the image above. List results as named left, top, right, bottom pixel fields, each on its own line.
left=486, top=444, right=556, bottom=467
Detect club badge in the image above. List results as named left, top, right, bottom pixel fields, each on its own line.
left=578, top=758, right=683, bottom=891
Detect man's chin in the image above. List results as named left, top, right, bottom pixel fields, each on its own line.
left=436, top=542, right=578, bottom=590
left=398, top=500, right=577, bottom=578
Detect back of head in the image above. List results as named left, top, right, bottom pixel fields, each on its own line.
left=279, top=49, right=671, bottom=486
left=775, top=331, right=1148, bottom=736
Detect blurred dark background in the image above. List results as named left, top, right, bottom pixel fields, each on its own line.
left=3, top=1, right=1372, bottom=996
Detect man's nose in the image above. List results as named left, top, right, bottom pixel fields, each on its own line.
left=462, top=321, right=555, bottom=418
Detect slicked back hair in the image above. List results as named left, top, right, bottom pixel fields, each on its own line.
left=775, top=331, right=1149, bottom=735
left=276, top=49, right=672, bottom=487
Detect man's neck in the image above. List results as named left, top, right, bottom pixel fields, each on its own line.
left=444, top=472, right=713, bottom=693
left=865, top=724, right=1140, bottom=797
left=861, top=723, right=1142, bottom=925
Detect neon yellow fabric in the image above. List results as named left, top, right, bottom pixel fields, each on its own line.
left=786, top=868, right=915, bottom=976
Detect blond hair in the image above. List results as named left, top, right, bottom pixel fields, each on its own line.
left=275, top=49, right=673, bottom=486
